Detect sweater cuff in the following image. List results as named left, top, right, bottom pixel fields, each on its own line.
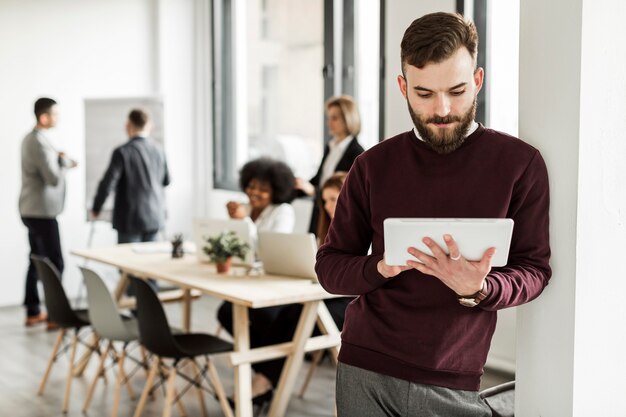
left=479, top=276, right=498, bottom=307
left=362, top=254, right=390, bottom=289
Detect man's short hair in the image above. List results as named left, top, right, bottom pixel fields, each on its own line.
left=34, top=97, right=57, bottom=119
left=401, top=12, right=478, bottom=73
left=325, top=95, right=361, bottom=137
left=128, top=109, right=150, bottom=130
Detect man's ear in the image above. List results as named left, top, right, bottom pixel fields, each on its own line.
left=397, top=74, right=408, bottom=99
left=474, top=67, right=484, bottom=94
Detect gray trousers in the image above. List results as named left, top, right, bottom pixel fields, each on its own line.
left=336, top=363, right=492, bottom=417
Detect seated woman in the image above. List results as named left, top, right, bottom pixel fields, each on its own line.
left=225, top=157, right=296, bottom=237
left=246, top=172, right=352, bottom=405
left=216, top=157, right=297, bottom=367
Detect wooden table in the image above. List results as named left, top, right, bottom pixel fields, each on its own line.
left=71, top=243, right=341, bottom=417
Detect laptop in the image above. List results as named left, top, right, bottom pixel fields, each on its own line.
left=192, top=218, right=254, bottom=265
left=257, top=232, right=318, bottom=281
left=384, top=218, right=514, bottom=267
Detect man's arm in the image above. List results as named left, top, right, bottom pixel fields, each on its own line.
left=477, top=151, right=551, bottom=310
left=162, top=156, right=171, bottom=187
left=92, top=150, right=124, bottom=215
left=316, top=159, right=391, bottom=295
left=29, top=135, right=63, bottom=186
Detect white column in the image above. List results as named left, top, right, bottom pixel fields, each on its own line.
left=518, top=1, right=626, bottom=415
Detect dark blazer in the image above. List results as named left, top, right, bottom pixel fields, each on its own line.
left=92, top=136, right=170, bottom=233
left=309, top=137, right=364, bottom=189
left=307, top=137, right=364, bottom=234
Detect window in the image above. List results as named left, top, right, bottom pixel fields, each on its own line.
left=213, top=0, right=382, bottom=190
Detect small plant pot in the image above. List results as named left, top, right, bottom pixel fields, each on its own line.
left=171, top=243, right=184, bottom=258
left=216, top=257, right=233, bottom=274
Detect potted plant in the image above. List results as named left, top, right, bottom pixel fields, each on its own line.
left=171, top=233, right=184, bottom=258
left=203, top=231, right=250, bottom=273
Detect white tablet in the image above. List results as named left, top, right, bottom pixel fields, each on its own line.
left=383, top=218, right=514, bottom=267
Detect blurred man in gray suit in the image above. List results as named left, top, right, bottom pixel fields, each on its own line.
left=91, top=109, right=170, bottom=243
left=20, top=97, right=77, bottom=327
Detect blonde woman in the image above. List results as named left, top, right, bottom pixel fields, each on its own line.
left=295, top=95, right=364, bottom=235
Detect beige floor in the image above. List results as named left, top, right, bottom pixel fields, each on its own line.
left=0, top=294, right=513, bottom=417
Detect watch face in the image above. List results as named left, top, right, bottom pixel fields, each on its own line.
left=459, top=298, right=479, bottom=307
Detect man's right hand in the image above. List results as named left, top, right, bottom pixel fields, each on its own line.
left=89, top=211, right=99, bottom=221
left=377, top=257, right=410, bottom=279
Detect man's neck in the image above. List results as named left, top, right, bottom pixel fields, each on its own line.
left=128, top=130, right=148, bottom=139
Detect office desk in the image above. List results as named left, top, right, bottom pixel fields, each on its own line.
left=71, top=243, right=340, bottom=417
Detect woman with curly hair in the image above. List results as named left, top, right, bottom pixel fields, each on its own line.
left=217, top=157, right=299, bottom=408
left=237, top=172, right=353, bottom=408
left=225, top=157, right=296, bottom=236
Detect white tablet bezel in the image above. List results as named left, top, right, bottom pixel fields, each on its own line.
left=383, top=218, right=514, bottom=267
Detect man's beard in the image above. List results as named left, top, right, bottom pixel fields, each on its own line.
left=408, top=98, right=477, bottom=154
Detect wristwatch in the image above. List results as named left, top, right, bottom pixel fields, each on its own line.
left=457, top=281, right=488, bottom=307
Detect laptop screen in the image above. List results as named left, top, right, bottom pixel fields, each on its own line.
left=257, top=232, right=318, bottom=281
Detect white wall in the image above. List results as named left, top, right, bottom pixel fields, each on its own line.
left=384, top=0, right=455, bottom=138
left=0, top=0, right=196, bottom=307
left=517, top=0, right=581, bottom=414
left=518, top=1, right=626, bottom=414
left=574, top=2, right=626, bottom=413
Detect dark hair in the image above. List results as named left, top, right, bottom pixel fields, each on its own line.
left=239, top=158, right=295, bottom=204
left=401, top=12, right=478, bottom=73
left=128, top=108, right=150, bottom=129
left=34, top=97, right=57, bottom=119
left=317, top=172, right=347, bottom=245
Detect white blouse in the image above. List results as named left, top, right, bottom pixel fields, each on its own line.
left=244, top=203, right=296, bottom=250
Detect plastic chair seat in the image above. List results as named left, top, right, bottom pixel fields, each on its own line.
left=172, top=333, right=233, bottom=358
left=68, top=309, right=91, bottom=328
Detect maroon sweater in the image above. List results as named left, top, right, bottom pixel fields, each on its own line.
left=316, top=126, right=551, bottom=391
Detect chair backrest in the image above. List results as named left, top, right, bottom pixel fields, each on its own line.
left=479, top=380, right=515, bottom=417
left=81, top=267, right=138, bottom=342
left=130, top=277, right=184, bottom=358
left=31, top=256, right=83, bottom=327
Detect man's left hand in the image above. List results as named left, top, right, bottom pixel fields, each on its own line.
left=406, top=234, right=495, bottom=296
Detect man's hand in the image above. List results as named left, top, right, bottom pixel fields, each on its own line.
left=406, top=234, right=495, bottom=295
left=58, top=152, right=78, bottom=169
left=226, top=201, right=246, bottom=219
left=377, top=258, right=411, bottom=279
left=89, top=211, right=99, bottom=221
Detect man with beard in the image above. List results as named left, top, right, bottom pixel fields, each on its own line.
left=316, top=12, right=551, bottom=416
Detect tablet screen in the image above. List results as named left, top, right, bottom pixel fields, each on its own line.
left=383, top=218, right=514, bottom=267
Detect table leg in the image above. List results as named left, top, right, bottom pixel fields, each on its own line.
left=233, top=304, right=253, bottom=417
left=267, top=300, right=321, bottom=417
left=114, top=271, right=130, bottom=301
left=182, top=289, right=191, bottom=332
left=314, top=302, right=341, bottom=362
